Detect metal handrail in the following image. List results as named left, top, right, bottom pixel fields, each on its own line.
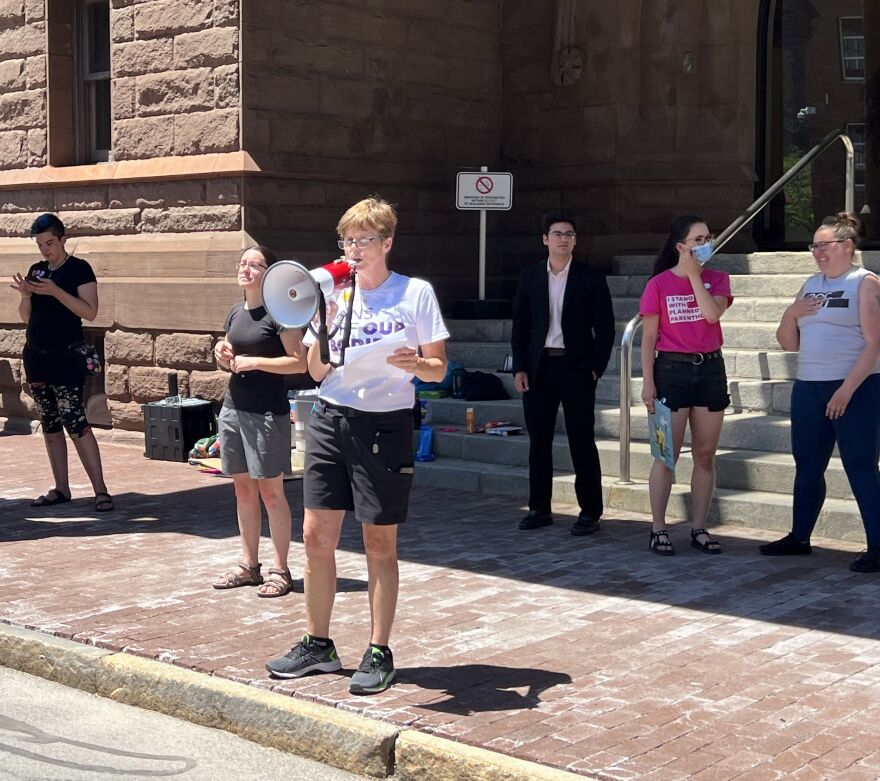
left=616, top=129, right=854, bottom=484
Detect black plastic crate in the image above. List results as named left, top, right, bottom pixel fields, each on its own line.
left=143, top=399, right=216, bottom=462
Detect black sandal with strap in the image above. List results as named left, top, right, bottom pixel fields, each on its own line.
left=691, top=528, right=722, bottom=554
left=94, top=492, right=114, bottom=513
left=31, top=489, right=71, bottom=507
left=649, top=529, right=675, bottom=556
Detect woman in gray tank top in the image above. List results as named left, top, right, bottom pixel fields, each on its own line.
left=760, top=213, right=880, bottom=573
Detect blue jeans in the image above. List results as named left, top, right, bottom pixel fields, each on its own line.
left=791, top=373, right=880, bottom=548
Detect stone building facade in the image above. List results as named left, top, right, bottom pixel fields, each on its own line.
left=0, top=0, right=877, bottom=431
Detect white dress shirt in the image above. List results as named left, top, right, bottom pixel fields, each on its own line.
left=544, top=257, right=571, bottom=349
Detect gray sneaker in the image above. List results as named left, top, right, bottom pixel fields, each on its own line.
left=349, top=646, right=396, bottom=695
left=266, top=635, right=342, bottom=679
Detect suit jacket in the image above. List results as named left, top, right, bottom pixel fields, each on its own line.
left=510, top=258, right=616, bottom=385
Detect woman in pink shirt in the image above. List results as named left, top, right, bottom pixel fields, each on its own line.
left=639, top=215, right=733, bottom=555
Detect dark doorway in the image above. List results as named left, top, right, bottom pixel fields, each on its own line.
left=756, top=0, right=878, bottom=247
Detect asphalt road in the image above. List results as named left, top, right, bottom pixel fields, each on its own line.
left=0, top=667, right=371, bottom=781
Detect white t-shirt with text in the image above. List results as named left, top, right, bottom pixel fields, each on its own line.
left=305, top=271, right=450, bottom=411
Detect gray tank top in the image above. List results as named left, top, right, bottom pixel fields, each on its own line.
left=797, top=264, right=879, bottom=381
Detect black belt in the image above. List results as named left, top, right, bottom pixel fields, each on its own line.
left=543, top=348, right=566, bottom=357
left=656, top=350, right=722, bottom=365
left=316, top=401, right=406, bottom=418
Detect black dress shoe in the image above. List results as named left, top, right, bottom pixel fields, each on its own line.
left=519, top=511, right=553, bottom=530
left=571, top=514, right=600, bottom=536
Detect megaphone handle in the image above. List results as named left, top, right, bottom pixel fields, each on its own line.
left=315, top=289, right=331, bottom=365
left=335, top=274, right=357, bottom=367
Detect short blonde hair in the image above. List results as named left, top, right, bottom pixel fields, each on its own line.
left=336, top=196, right=398, bottom=239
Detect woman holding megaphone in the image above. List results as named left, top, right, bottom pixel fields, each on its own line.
left=265, top=197, right=449, bottom=695
left=212, top=245, right=307, bottom=598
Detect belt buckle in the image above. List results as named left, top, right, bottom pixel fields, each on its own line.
left=692, top=353, right=705, bottom=366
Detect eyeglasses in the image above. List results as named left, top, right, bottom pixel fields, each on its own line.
left=808, top=239, right=846, bottom=253
left=338, top=237, right=381, bottom=250
left=548, top=231, right=576, bottom=239
left=684, top=234, right=715, bottom=246
left=236, top=261, right=267, bottom=272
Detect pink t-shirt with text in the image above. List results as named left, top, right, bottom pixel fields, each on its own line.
left=639, top=269, right=733, bottom=353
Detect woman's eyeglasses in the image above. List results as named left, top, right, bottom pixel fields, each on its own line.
left=685, top=234, right=715, bottom=246
left=338, top=237, right=381, bottom=250
left=236, top=261, right=267, bottom=272
left=808, top=239, right=846, bottom=253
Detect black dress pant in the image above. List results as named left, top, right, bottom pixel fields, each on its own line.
left=522, top=354, right=602, bottom=518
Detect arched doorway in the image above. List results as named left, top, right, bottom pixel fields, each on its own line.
left=757, top=0, right=879, bottom=247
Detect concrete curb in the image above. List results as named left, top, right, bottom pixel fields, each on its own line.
left=0, top=623, right=589, bottom=781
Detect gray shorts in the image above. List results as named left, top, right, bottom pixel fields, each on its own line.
left=218, top=406, right=292, bottom=479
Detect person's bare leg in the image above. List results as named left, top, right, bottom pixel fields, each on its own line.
left=688, top=406, right=725, bottom=538
left=258, top=475, right=291, bottom=571
left=362, top=524, right=399, bottom=647
left=233, top=473, right=262, bottom=568
left=648, top=408, right=690, bottom=530
left=71, top=428, right=108, bottom=497
left=42, top=431, right=70, bottom=497
left=303, top=508, right=344, bottom=638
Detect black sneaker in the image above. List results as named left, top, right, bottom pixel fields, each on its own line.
left=759, top=534, right=812, bottom=556
left=265, top=635, right=342, bottom=679
left=349, top=646, right=396, bottom=695
left=850, top=549, right=880, bottom=573
left=518, top=511, right=553, bottom=530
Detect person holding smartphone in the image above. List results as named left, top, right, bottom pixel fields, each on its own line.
left=10, top=213, right=112, bottom=513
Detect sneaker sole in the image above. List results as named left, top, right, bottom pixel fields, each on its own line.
left=349, top=669, right=396, bottom=695
left=265, top=659, right=342, bottom=679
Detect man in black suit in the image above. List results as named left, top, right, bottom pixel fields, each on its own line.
left=510, top=210, right=616, bottom=534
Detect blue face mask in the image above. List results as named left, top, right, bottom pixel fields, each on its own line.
left=692, top=241, right=714, bottom=265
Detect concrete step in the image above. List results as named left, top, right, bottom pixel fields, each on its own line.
left=446, top=339, right=797, bottom=381
left=449, top=369, right=792, bottom=413
left=612, top=252, right=880, bottom=276
left=428, top=429, right=849, bottom=500
left=427, top=400, right=795, bottom=454
left=412, top=459, right=866, bottom=543
left=611, top=296, right=795, bottom=323
left=608, top=273, right=810, bottom=299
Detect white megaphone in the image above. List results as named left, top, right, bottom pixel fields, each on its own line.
left=261, top=259, right=355, bottom=329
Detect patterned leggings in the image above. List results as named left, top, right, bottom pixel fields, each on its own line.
left=30, top=382, right=90, bottom=438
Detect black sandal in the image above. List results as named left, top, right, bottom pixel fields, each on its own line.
left=94, top=492, right=115, bottom=513
left=649, top=529, right=675, bottom=556
left=31, top=489, right=71, bottom=507
left=691, top=528, right=722, bottom=554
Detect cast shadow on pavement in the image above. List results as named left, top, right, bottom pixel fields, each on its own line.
left=3, top=462, right=880, bottom=643
left=398, top=665, right=572, bottom=715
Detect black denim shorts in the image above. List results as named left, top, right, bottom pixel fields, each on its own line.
left=303, top=402, right=414, bottom=525
left=653, top=354, right=730, bottom=412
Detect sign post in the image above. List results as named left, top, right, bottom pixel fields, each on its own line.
left=456, top=167, right=513, bottom=300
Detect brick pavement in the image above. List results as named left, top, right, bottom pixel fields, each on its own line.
left=2, top=430, right=880, bottom=780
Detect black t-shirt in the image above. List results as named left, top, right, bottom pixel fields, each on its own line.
left=25, top=255, right=96, bottom=349
left=222, top=303, right=289, bottom=415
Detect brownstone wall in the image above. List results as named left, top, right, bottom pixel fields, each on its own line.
left=111, top=0, right=240, bottom=160
left=0, top=324, right=231, bottom=432
left=0, top=0, right=47, bottom=170
left=497, top=0, right=762, bottom=281
left=240, top=0, right=503, bottom=303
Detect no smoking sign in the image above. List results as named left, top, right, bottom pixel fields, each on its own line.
left=456, top=171, right=512, bottom=210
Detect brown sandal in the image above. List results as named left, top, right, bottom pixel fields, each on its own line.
left=213, top=562, right=263, bottom=589
left=257, top=567, right=293, bottom=598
